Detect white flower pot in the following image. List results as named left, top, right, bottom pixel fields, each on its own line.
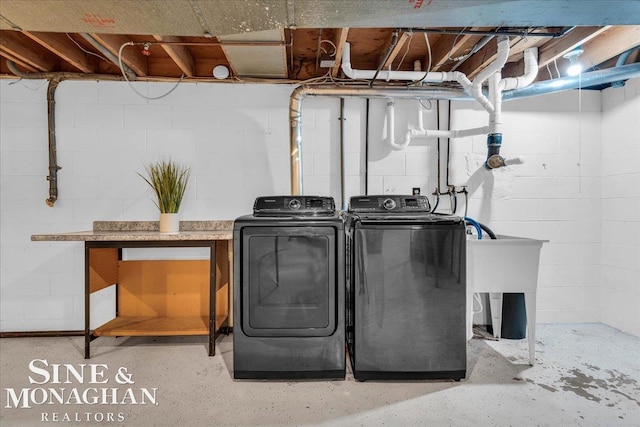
left=159, top=213, right=180, bottom=233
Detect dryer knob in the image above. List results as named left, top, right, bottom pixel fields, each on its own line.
left=382, top=198, right=396, bottom=210
left=289, top=199, right=301, bottom=210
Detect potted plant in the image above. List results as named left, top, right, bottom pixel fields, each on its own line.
left=138, top=159, right=191, bottom=233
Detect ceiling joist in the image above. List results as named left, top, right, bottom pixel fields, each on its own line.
left=153, top=35, right=195, bottom=77
left=22, top=31, right=96, bottom=73
left=88, top=33, right=148, bottom=77
left=0, top=31, right=55, bottom=71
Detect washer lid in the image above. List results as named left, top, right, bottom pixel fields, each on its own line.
left=348, top=195, right=431, bottom=214
left=253, top=195, right=335, bottom=216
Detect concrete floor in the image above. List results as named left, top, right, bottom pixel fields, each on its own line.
left=1, top=323, right=638, bottom=426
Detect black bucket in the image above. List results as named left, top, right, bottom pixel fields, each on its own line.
left=500, top=292, right=527, bottom=339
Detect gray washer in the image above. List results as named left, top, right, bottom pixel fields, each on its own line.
left=346, top=195, right=467, bottom=381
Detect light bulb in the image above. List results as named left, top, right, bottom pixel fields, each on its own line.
left=563, top=46, right=584, bottom=77
left=567, top=63, right=583, bottom=76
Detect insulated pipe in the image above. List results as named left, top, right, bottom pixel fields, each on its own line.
left=503, top=62, right=640, bottom=100
left=611, top=45, right=640, bottom=88
left=6, top=59, right=124, bottom=81
left=45, top=79, right=61, bottom=207
left=289, top=85, right=470, bottom=194
left=79, top=33, right=137, bottom=80
left=290, top=99, right=304, bottom=195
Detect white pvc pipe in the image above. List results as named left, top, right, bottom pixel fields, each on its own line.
left=341, top=43, right=474, bottom=95
left=423, top=126, right=491, bottom=139
left=504, top=156, right=525, bottom=166
left=501, top=47, right=539, bottom=91
left=489, top=73, right=502, bottom=134
left=386, top=100, right=410, bottom=150
left=470, top=37, right=510, bottom=114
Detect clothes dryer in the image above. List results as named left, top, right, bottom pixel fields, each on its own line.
left=233, top=196, right=345, bottom=379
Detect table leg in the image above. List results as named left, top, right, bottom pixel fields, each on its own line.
left=84, top=245, right=91, bottom=359
left=209, top=242, right=217, bottom=356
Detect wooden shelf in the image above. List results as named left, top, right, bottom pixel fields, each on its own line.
left=94, top=316, right=230, bottom=336
left=83, top=240, right=231, bottom=358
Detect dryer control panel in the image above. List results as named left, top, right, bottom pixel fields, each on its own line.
left=348, top=195, right=431, bottom=213
left=254, top=196, right=335, bottom=216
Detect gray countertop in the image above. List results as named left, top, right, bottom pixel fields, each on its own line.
left=31, top=221, right=234, bottom=242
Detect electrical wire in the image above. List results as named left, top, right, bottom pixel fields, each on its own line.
left=418, top=99, right=432, bottom=110
left=66, top=33, right=109, bottom=62
left=424, top=32, right=432, bottom=73
left=118, top=42, right=184, bottom=101
left=395, top=32, right=413, bottom=70
left=447, top=27, right=467, bottom=62
left=8, top=78, right=47, bottom=90
left=554, top=58, right=561, bottom=79
left=403, top=33, right=432, bottom=87
left=319, top=39, right=337, bottom=57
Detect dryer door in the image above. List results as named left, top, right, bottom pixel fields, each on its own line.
left=241, top=226, right=337, bottom=337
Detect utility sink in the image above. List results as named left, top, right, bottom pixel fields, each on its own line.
left=466, top=235, right=547, bottom=365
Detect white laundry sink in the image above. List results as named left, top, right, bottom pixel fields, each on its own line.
left=466, top=235, right=547, bottom=364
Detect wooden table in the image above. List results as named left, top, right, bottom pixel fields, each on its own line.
left=32, top=221, right=233, bottom=359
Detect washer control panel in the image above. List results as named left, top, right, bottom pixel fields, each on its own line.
left=254, top=196, right=335, bottom=216
left=348, top=195, right=431, bottom=213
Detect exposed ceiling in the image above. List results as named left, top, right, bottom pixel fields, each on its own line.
left=1, top=1, right=639, bottom=86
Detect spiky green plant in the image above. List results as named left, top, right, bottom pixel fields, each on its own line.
left=138, top=159, right=191, bottom=213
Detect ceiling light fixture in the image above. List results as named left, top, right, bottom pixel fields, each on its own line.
left=563, top=46, right=584, bottom=76
left=213, top=65, right=230, bottom=80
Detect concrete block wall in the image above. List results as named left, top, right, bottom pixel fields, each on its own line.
left=363, top=91, right=604, bottom=325
left=1, top=78, right=639, bottom=335
left=600, top=78, right=640, bottom=337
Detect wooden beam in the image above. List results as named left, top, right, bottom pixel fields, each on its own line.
left=580, top=25, right=640, bottom=70
left=456, top=37, right=499, bottom=80
left=89, top=33, right=148, bottom=76
left=383, top=31, right=411, bottom=69
left=331, top=27, right=349, bottom=77
left=0, top=50, right=39, bottom=72
left=153, top=35, right=194, bottom=77
left=0, top=31, right=54, bottom=71
left=23, top=31, right=96, bottom=73
left=428, top=33, right=473, bottom=72
left=537, top=26, right=610, bottom=69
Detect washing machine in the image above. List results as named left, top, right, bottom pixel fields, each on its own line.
left=233, top=196, right=345, bottom=379
left=345, top=195, right=466, bottom=381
